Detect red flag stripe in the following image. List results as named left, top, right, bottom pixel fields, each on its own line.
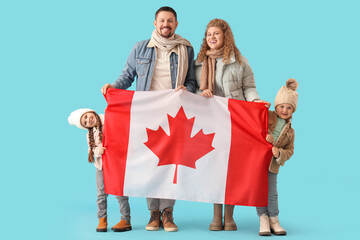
left=225, top=99, right=273, bottom=206
left=102, top=89, right=135, bottom=196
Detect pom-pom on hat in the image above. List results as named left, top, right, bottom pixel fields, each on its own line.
left=68, top=108, right=94, bottom=130
left=274, top=78, right=299, bottom=112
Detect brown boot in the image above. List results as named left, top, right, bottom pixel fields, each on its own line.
left=145, top=210, right=161, bottom=231
left=162, top=208, right=178, bottom=232
left=224, top=204, right=237, bottom=231
left=111, top=219, right=132, bottom=232
left=96, top=217, right=107, bottom=232
left=209, top=204, right=223, bottom=231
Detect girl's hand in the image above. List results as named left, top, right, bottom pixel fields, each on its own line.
left=266, top=134, right=274, bottom=144
left=201, top=89, right=213, bottom=98
left=98, top=147, right=106, bottom=155
left=176, top=85, right=187, bottom=91
left=272, top=147, right=280, bottom=158
left=253, top=99, right=271, bottom=108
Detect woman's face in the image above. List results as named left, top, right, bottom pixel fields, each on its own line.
left=206, top=27, right=224, bottom=50
left=80, top=112, right=97, bottom=128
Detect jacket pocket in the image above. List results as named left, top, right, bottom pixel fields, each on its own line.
left=278, top=132, right=292, bottom=148
left=230, top=89, right=245, bottom=100
left=284, top=131, right=292, bottom=140
left=136, top=57, right=151, bottom=77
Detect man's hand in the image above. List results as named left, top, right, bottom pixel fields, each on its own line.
left=175, top=85, right=187, bottom=91
left=101, top=84, right=114, bottom=95
left=200, top=89, right=213, bottom=98
left=272, top=147, right=280, bottom=158
left=266, top=134, right=274, bottom=144
left=253, top=99, right=271, bottom=108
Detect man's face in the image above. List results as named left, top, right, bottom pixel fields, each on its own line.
left=154, top=11, right=178, bottom=38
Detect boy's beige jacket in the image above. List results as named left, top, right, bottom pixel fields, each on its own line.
left=268, top=111, right=295, bottom=174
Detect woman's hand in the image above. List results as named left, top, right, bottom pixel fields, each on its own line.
left=175, top=85, right=187, bottom=91
left=272, top=147, right=280, bottom=158
left=200, top=89, right=213, bottom=98
left=266, top=134, right=274, bottom=144
left=101, top=84, right=114, bottom=95
left=253, top=99, right=271, bottom=108
left=98, top=147, right=106, bottom=155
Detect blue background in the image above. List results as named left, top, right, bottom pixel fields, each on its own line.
left=1, top=0, right=359, bottom=239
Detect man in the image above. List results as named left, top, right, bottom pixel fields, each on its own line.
left=101, top=6, right=196, bottom=232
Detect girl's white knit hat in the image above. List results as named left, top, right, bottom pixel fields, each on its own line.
left=68, top=108, right=94, bottom=130
left=274, top=79, right=299, bottom=112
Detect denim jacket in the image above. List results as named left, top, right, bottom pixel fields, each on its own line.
left=112, top=39, right=197, bottom=93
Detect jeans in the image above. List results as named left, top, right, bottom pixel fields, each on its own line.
left=256, top=171, right=279, bottom=217
left=146, top=198, right=175, bottom=211
left=96, top=168, right=130, bottom=220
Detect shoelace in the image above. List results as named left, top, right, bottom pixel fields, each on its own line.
left=162, top=210, right=174, bottom=224
left=149, top=211, right=161, bottom=222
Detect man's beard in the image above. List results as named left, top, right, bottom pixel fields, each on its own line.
left=159, top=28, right=174, bottom=38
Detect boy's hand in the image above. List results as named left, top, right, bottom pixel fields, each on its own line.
left=98, top=147, right=106, bottom=155
left=272, top=147, right=280, bottom=158
left=200, top=89, right=213, bottom=98
left=266, top=134, right=274, bottom=144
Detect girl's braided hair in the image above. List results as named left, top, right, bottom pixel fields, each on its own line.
left=86, top=112, right=103, bottom=163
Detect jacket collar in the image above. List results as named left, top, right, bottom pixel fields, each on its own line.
left=147, top=40, right=155, bottom=48
left=273, top=110, right=292, bottom=128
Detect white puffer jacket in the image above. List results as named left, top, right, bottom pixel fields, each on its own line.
left=195, top=55, right=259, bottom=101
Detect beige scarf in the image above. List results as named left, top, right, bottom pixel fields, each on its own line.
left=150, top=30, right=192, bottom=88
left=199, top=48, right=225, bottom=93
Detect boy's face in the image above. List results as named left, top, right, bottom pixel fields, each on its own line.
left=275, top=103, right=294, bottom=120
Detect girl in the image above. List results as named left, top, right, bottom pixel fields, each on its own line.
left=257, top=79, right=298, bottom=236
left=195, top=18, right=270, bottom=231
left=68, top=108, right=131, bottom=232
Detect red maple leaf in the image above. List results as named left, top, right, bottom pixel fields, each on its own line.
left=144, top=106, right=215, bottom=184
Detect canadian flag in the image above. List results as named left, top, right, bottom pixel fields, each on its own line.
left=102, top=89, right=272, bottom=207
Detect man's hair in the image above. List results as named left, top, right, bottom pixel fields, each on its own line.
left=155, top=6, right=177, bottom=20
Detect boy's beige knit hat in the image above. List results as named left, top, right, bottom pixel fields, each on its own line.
left=274, top=78, right=299, bottom=112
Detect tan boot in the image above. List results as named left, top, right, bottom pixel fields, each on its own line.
left=111, top=219, right=132, bottom=232
left=145, top=210, right=161, bottom=231
left=162, top=208, right=178, bottom=232
left=269, top=216, right=287, bottom=235
left=96, top=217, right=107, bottom=232
left=209, top=204, right=223, bottom=231
left=224, top=204, right=237, bottom=231
left=259, top=214, right=271, bottom=236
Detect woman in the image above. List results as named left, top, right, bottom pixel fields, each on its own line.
left=195, top=18, right=269, bottom=231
